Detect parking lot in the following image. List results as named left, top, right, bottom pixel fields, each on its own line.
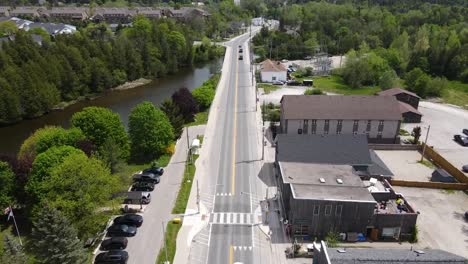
left=375, top=150, right=434, bottom=182
left=391, top=186, right=468, bottom=258
left=401, top=101, right=468, bottom=173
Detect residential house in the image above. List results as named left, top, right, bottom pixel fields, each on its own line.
left=163, top=7, right=209, bottom=21
left=313, top=241, right=467, bottom=264
left=275, top=134, right=417, bottom=240
left=279, top=95, right=402, bottom=144
left=135, top=7, right=161, bottom=19
left=91, top=8, right=136, bottom=23
left=47, top=7, right=89, bottom=20
left=0, top=6, right=10, bottom=17
left=378, top=88, right=422, bottom=123
left=6, top=17, right=34, bottom=29
left=260, top=59, right=287, bottom=83
left=10, top=6, right=45, bottom=19
left=24, top=22, right=76, bottom=36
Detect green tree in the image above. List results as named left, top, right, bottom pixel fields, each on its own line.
left=0, top=21, right=18, bottom=36
left=161, top=99, right=185, bottom=139
left=304, top=89, right=323, bottom=95
left=0, top=161, right=15, bottom=209
left=405, top=68, right=431, bottom=97
left=71, top=107, right=130, bottom=161
left=29, top=204, right=87, bottom=264
left=379, top=70, right=399, bottom=90
left=129, top=102, right=174, bottom=162
left=1, top=235, right=28, bottom=264
left=192, top=86, right=215, bottom=111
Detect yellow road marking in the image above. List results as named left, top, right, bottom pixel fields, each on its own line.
left=229, top=245, right=234, bottom=264
left=231, top=49, right=239, bottom=195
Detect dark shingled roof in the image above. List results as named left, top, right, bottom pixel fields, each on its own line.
left=328, top=248, right=467, bottom=264
left=280, top=95, right=401, bottom=120
left=398, top=101, right=422, bottom=115
left=276, top=134, right=372, bottom=165
left=378, top=87, right=421, bottom=99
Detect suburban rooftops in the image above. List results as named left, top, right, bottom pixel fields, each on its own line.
left=378, top=87, right=421, bottom=99
left=280, top=95, right=401, bottom=120
left=260, top=59, right=287, bottom=72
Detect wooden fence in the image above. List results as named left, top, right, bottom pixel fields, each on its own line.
left=421, top=143, right=468, bottom=184
left=390, top=179, right=468, bottom=190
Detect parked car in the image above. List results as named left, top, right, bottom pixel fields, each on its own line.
left=454, top=134, right=468, bottom=146
left=113, top=214, right=143, bottom=227
left=463, top=129, right=468, bottom=136
left=272, top=80, right=284, bottom=85
left=94, top=250, right=129, bottom=264
left=107, top=224, right=137, bottom=237
left=287, top=80, right=301, bottom=86
left=304, top=55, right=312, bottom=60
left=142, top=167, right=164, bottom=176
left=462, top=164, right=468, bottom=173
left=120, top=191, right=151, bottom=205
left=131, top=182, right=155, bottom=191
left=133, top=173, right=160, bottom=184
left=238, top=45, right=242, bottom=49
left=100, top=237, right=128, bottom=250
left=239, top=48, right=243, bottom=53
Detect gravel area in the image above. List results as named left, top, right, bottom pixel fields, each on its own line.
left=375, top=150, right=434, bottom=182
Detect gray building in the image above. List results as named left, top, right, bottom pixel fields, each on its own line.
left=279, top=95, right=402, bottom=144
left=275, top=134, right=418, bottom=240
left=313, top=240, right=467, bottom=264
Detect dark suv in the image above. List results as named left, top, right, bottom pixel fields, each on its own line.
left=95, top=250, right=128, bottom=264
left=131, top=182, right=155, bottom=191
left=454, top=134, right=468, bottom=146
left=100, top=237, right=128, bottom=250
left=113, top=214, right=143, bottom=227
left=463, top=129, right=468, bottom=136
left=107, top=224, right=137, bottom=237
left=133, top=173, right=160, bottom=184
left=143, top=167, right=164, bottom=176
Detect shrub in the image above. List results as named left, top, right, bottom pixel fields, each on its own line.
left=304, top=89, right=323, bottom=95
left=192, top=86, right=215, bottom=111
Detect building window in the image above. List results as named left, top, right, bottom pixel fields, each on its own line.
left=366, top=120, right=372, bottom=132
left=378, top=120, right=384, bottom=132
left=336, top=120, right=343, bottom=134
left=335, top=205, right=342, bottom=216
left=353, top=120, right=359, bottom=134
left=272, top=76, right=277, bottom=81
left=303, top=120, right=308, bottom=134
left=311, top=120, right=317, bottom=134
left=325, top=205, right=332, bottom=216
left=324, top=120, right=329, bottom=134
left=313, top=205, right=320, bottom=215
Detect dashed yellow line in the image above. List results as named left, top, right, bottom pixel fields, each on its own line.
left=231, top=48, right=239, bottom=195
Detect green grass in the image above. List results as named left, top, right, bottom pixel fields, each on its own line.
left=258, top=83, right=279, bottom=94
left=441, top=81, right=468, bottom=108
left=186, top=111, right=209, bottom=127
left=417, top=159, right=436, bottom=169
left=313, top=75, right=379, bottom=95
left=441, top=189, right=456, bottom=194
left=197, top=135, right=204, bottom=145
left=155, top=221, right=182, bottom=264
left=399, top=129, right=410, bottom=136
left=172, top=154, right=199, bottom=214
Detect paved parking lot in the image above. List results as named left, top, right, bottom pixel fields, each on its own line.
left=375, top=150, right=434, bottom=182
left=392, top=186, right=468, bottom=258
left=401, top=101, right=468, bottom=173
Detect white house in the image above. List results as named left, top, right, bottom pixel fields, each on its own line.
left=260, top=59, right=287, bottom=83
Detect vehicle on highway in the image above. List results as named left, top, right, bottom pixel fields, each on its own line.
left=453, top=134, right=468, bottom=146
left=94, top=250, right=129, bottom=264
left=462, top=164, right=468, bottom=173
left=465, top=211, right=468, bottom=220
left=131, top=182, right=155, bottom=192
left=239, top=55, right=243, bottom=60
left=238, top=45, right=242, bottom=48
left=133, top=172, right=160, bottom=184
left=107, top=224, right=137, bottom=237
left=113, top=214, right=143, bottom=227
left=272, top=80, right=284, bottom=85
left=100, top=237, right=128, bottom=250
left=142, top=167, right=164, bottom=176
left=463, top=129, right=468, bottom=136
left=239, top=48, right=243, bottom=53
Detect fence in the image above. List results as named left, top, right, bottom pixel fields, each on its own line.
left=421, top=143, right=468, bottom=184
left=390, top=179, right=468, bottom=190
left=368, top=144, right=420, bottom=151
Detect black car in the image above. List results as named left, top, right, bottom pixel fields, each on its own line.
left=142, top=167, right=164, bottom=176
left=131, top=181, right=155, bottom=191
left=95, top=250, right=129, bottom=264
left=462, top=164, right=468, bottom=173
left=454, top=134, right=468, bottom=146
left=287, top=80, right=301, bottom=86
left=100, top=237, right=128, bottom=250
left=107, top=224, right=137, bottom=237
left=238, top=55, right=243, bottom=60
left=133, top=173, right=160, bottom=184
left=463, top=129, right=468, bottom=136
left=113, top=214, right=144, bottom=227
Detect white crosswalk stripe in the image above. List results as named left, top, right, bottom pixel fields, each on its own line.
left=209, top=212, right=253, bottom=225
left=233, top=245, right=253, bottom=251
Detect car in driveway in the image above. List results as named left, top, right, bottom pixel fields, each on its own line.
left=272, top=80, right=284, bottom=85
left=95, top=250, right=129, bottom=264
left=100, top=237, right=128, bottom=250
left=133, top=172, right=160, bottom=184
left=142, top=167, right=164, bottom=176
left=462, top=164, right=468, bottom=173
left=463, top=129, right=468, bottom=136
left=113, top=214, right=143, bottom=227
left=453, top=134, right=468, bottom=146
left=107, top=224, right=137, bottom=237
left=131, top=182, right=155, bottom=191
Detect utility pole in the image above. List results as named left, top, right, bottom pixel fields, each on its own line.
left=420, top=125, right=431, bottom=162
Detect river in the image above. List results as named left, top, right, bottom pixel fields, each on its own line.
left=0, top=60, right=222, bottom=156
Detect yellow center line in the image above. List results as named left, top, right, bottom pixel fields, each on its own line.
left=231, top=49, right=239, bottom=195
left=229, top=245, right=234, bottom=264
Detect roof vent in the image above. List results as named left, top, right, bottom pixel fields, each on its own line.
left=319, top=178, right=325, bottom=183
left=337, top=249, right=346, bottom=253
left=336, top=179, right=343, bottom=184
left=414, top=250, right=425, bottom=255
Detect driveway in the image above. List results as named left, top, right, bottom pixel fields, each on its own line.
left=392, top=186, right=468, bottom=258
left=401, top=101, right=468, bottom=172
left=374, top=150, right=434, bottom=182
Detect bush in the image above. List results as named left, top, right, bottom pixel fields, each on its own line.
left=166, top=143, right=175, bottom=155
left=192, top=86, right=215, bottom=111
left=325, top=231, right=340, bottom=248
left=304, top=89, right=323, bottom=95
left=410, top=225, right=418, bottom=243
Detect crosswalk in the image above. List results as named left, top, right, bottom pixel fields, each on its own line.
left=209, top=212, right=254, bottom=225
left=233, top=246, right=253, bottom=251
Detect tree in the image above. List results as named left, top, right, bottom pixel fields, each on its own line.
left=0, top=161, right=15, bottom=210
left=0, top=21, right=18, bottom=36
left=192, top=86, right=215, bottom=111
left=379, top=70, right=399, bottom=90
left=71, top=107, right=130, bottom=161
left=412, top=126, right=421, bottom=144
left=98, top=138, right=124, bottom=173
left=172, top=88, right=199, bottom=123
left=161, top=99, right=185, bottom=139
left=405, top=68, right=431, bottom=97
left=29, top=204, right=87, bottom=264
left=1, top=235, right=28, bottom=264
left=129, top=102, right=174, bottom=162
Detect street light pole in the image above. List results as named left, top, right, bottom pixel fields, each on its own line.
left=420, top=125, right=431, bottom=162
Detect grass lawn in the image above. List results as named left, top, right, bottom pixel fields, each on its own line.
left=258, top=83, right=279, bottom=94
left=186, top=111, right=209, bottom=127
left=172, top=154, right=199, bottom=214
left=313, top=75, right=379, bottom=95
left=155, top=221, right=182, bottom=264
left=441, top=80, right=468, bottom=108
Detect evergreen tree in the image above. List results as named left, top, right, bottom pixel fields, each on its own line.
left=29, top=204, right=87, bottom=264
left=1, top=235, right=28, bottom=264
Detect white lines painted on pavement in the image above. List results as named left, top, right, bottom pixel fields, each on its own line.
left=232, top=246, right=253, bottom=251
left=209, top=213, right=253, bottom=225
left=216, top=192, right=233, bottom=196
